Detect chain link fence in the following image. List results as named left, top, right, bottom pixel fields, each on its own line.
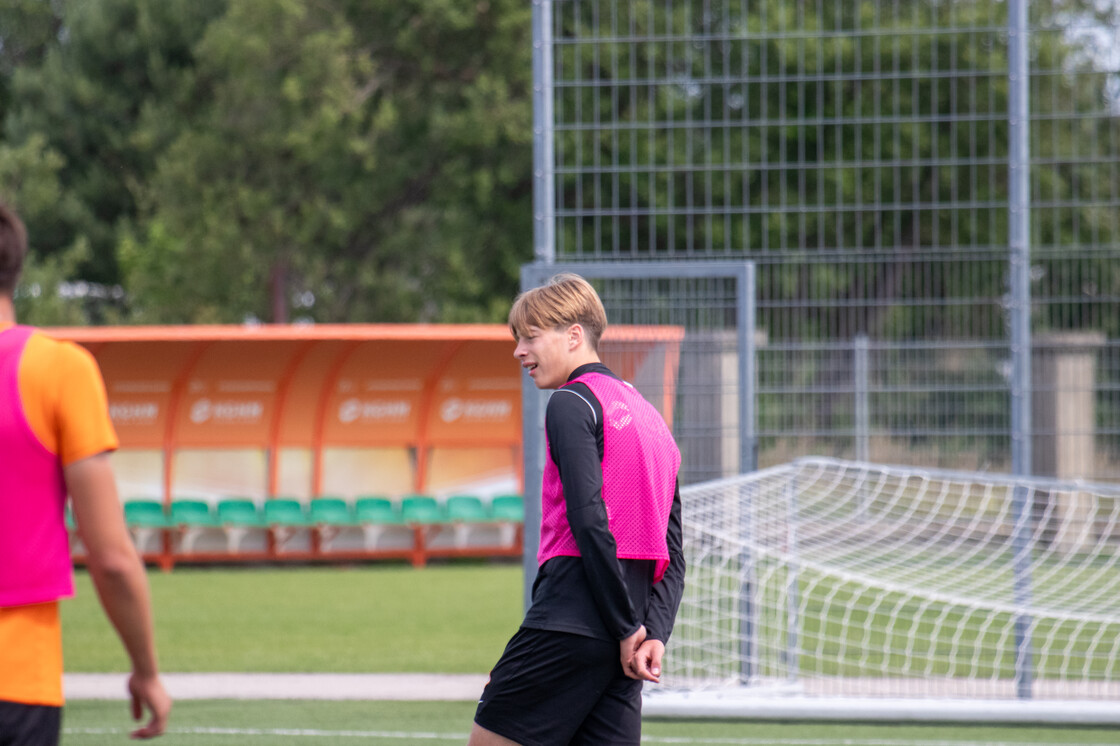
left=538, top=0, right=1120, bottom=481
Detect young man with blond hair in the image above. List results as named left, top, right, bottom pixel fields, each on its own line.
left=0, top=202, right=170, bottom=743
left=470, top=273, right=685, bottom=746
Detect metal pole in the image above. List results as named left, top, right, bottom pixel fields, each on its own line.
left=785, top=472, right=800, bottom=683
left=1008, top=0, right=1034, bottom=700
left=737, top=263, right=758, bottom=682
left=524, top=0, right=554, bottom=610
left=520, top=380, right=547, bottom=612
left=738, top=481, right=756, bottom=683
left=854, top=335, right=870, bottom=462
left=520, top=264, right=549, bottom=610
left=739, top=263, right=757, bottom=473
left=531, top=0, right=555, bottom=266
left=1011, top=482, right=1034, bottom=699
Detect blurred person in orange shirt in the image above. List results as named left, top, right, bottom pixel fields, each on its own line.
left=0, top=202, right=170, bottom=744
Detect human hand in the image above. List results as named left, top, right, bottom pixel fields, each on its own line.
left=619, top=624, right=647, bottom=679
left=127, top=672, right=171, bottom=739
left=629, top=638, right=666, bottom=683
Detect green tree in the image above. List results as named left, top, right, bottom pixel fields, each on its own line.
left=1, top=0, right=224, bottom=323
left=122, top=0, right=381, bottom=323
left=2, top=0, right=533, bottom=325
left=0, top=0, right=62, bottom=124
left=0, top=133, right=99, bottom=324
left=124, top=0, right=533, bottom=324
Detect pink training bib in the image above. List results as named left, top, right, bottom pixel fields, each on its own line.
left=538, top=372, right=680, bottom=582
left=0, top=325, right=74, bottom=607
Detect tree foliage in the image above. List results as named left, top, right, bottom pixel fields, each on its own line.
left=1, top=0, right=532, bottom=324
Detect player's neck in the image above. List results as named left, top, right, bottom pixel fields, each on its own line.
left=565, top=350, right=601, bottom=379
left=0, top=296, right=14, bottom=325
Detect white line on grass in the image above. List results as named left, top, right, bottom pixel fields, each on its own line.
left=644, top=741, right=1115, bottom=746
left=63, top=728, right=1109, bottom=746
left=66, top=727, right=465, bottom=740
left=639, top=741, right=1118, bottom=746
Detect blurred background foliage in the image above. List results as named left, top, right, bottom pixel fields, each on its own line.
left=0, top=0, right=533, bottom=325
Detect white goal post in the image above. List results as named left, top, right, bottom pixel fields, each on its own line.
left=644, top=457, right=1120, bottom=724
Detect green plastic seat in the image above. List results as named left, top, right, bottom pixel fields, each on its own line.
left=400, top=495, right=444, bottom=524
left=354, top=496, right=401, bottom=524
left=264, top=498, right=309, bottom=527
left=490, top=495, right=525, bottom=522
left=309, top=497, right=356, bottom=526
left=446, top=495, right=488, bottom=522
left=215, top=497, right=266, bottom=553
left=217, top=498, right=265, bottom=527
left=124, top=499, right=170, bottom=528
left=170, top=498, right=218, bottom=527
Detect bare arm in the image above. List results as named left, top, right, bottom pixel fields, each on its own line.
left=67, top=453, right=171, bottom=739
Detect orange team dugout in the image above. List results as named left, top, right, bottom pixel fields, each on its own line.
left=53, top=323, right=684, bottom=565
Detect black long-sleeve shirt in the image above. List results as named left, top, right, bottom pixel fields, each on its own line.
left=521, top=363, right=685, bottom=644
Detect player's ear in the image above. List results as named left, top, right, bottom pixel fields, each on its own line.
left=567, top=323, right=584, bottom=350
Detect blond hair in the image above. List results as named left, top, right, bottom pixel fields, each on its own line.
left=509, top=273, right=608, bottom=351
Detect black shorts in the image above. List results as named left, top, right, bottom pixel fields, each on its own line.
left=0, top=700, right=61, bottom=746
left=474, top=627, right=643, bottom=746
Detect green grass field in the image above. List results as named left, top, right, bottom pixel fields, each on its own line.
left=63, top=563, right=523, bottom=673
left=62, top=700, right=1120, bottom=746
left=59, top=563, right=1120, bottom=745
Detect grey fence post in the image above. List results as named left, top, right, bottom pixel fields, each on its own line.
left=525, top=0, right=555, bottom=610
left=519, top=264, right=550, bottom=610
left=1008, top=0, right=1034, bottom=700
left=854, top=335, right=870, bottom=462
left=740, top=263, right=758, bottom=473
left=785, top=470, right=800, bottom=683
left=739, top=480, right=756, bottom=684
left=531, top=0, right=554, bottom=265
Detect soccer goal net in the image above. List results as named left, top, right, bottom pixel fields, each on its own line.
left=646, top=458, right=1120, bottom=724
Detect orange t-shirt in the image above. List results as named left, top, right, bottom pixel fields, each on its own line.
left=0, top=323, right=118, bottom=706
